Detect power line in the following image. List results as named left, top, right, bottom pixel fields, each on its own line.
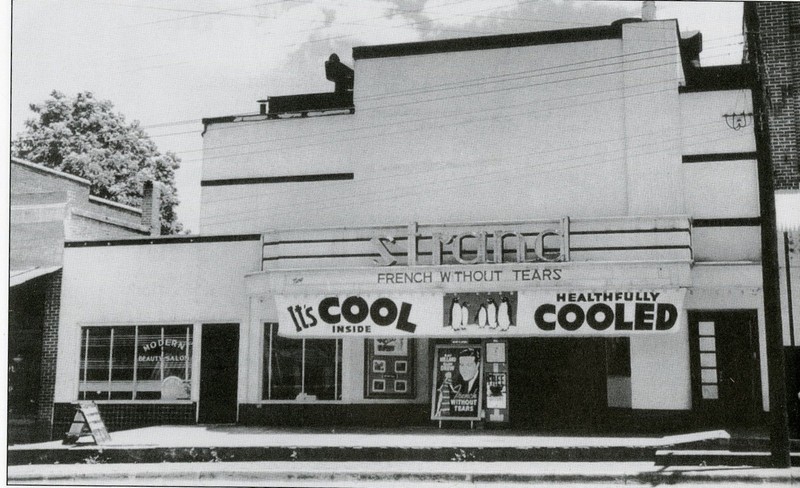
left=142, top=36, right=741, bottom=136
left=189, top=78, right=679, bottom=158
left=177, top=48, right=744, bottom=162
left=87, top=0, right=299, bottom=27
left=285, top=0, right=570, bottom=50
left=174, top=76, right=744, bottom=167
left=357, top=36, right=743, bottom=102
left=200, top=116, right=727, bottom=212
left=199, top=125, right=742, bottom=227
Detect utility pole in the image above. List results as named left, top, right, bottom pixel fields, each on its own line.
left=744, top=3, right=791, bottom=469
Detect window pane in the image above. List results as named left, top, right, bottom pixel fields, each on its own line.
left=85, top=328, right=111, bottom=381
left=270, top=326, right=303, bottom=400
left=136, top=391, right=161, bottom=400
left=699, top=337, right=716, bottom=352
left=700, top=352, right=717, bottom=368
left=702, top=384, right=719, bottom=399
left=82, top=390, right=109, bottom=400
left=698, top=321, right=715, bottom=336
left=161, top=326, right=191, bottom=380
left=304, top=339, right=339, bottom=400
left=701, top=368, right=718, bottom=384
left=111, top=327, right=135, bottom=381
left=161, top=326, right=192, bottom=399
left=137, top=326, right=164, bottom=382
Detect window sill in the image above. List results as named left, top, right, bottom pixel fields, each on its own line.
left=72, top=400, right=194, bottom=405
left=257, top=400, right=343, bottom=404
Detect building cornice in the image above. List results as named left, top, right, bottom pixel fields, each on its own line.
left=353, top=24, right=623, bottom=60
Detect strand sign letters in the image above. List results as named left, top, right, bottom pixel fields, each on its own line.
left=370, top=219, right=570, bottom=267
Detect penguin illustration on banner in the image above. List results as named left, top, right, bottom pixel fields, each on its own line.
left=460, top=301, right=470, bottom=330
left=450, top=297, right=461, bottom=330
left=498, top=296, right=512, bottom=331
left=477, top=302, right=488, bottom=328
left=487, top=298, right=498, bottom=329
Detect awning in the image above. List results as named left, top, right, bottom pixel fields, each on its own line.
left=10, top=266, right=61, bottom=288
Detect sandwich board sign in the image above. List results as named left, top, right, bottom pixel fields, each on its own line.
left=63, top=401, right=111, bottom=445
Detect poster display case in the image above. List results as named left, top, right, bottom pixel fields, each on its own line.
left=364, top=339, right=415, bottom=399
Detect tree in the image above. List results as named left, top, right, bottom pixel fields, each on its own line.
left=12, top=90, right=183, bottom=234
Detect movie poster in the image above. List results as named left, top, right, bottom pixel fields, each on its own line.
left=486, top=373, right=507, bottom=409
left=431, top=344, right=482, bottom=421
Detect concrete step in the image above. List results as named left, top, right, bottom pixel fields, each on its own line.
left=8, top=444, right=660, bottom=465
left=655, top=449, right=800, bottom=467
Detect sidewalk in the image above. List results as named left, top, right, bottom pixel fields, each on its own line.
left=13, top=424, right=731, bottom=450
left=8, top=425, right=737, bottom=465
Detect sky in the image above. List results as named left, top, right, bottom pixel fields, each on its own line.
left=9, top=0, right=745, bottom=233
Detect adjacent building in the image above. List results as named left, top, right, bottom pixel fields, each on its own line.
left=46, top=16, right=798, bottom=439
left=744, top=1, right=800, bottom=437
left=9, top=157, right=160, bottom=442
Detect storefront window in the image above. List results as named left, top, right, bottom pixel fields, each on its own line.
left=263, top=323, right=341, bottom=401
left=79, top=325, right=192, bottom=401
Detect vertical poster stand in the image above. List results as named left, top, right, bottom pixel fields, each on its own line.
left=484, top=339, right=510, bottom=424
left=63, top=401, right=112, bottom=445
left=431, top=342, right=483, bottom=427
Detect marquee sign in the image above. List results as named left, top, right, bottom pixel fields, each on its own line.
left=275, top=289, right=685, bottom=338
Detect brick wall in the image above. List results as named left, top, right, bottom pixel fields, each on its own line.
left=753, top=2, right=800, bottom=190
left=36, top=270, right=62, bottom=440
left=11, top=162, right=89, bottom=204
left=52, top=403, right=196, bottom=439
left=10, top=221, right=65, bottom=270
left=67, top=214, right=148, bottom=240
left=12, top=160, right=146, bottom=243
left=80, top=197, right=145, bottom=233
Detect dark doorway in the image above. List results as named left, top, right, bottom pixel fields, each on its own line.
left=199, top=324, right=239, bottom=424
left=508, top=338, right=607, bottom=431
left=689, top=310, right=761, bottom=428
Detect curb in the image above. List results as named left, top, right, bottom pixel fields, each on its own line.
left=7, top=445, right=660, bottom=465
left=8, top=462, right=800, bottom=486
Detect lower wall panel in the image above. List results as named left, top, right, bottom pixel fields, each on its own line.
left=239, top=403, right=430, bottom=427
left=48, top=401, right=773, bottom=438
left=51, top=402, right=196, bottom=440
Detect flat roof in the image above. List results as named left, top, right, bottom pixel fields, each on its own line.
left=11, top=157, right=90, bottom=186
left=10, top=266, right=62, bottom=288
left=353, top=24, right=623, bottom=60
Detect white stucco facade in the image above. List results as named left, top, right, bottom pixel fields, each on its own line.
left=53, top=19, right=795, bottom=434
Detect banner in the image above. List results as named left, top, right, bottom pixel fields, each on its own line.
left=431, top=344, right=482, bottom=421
left=517, top=289, right=685, bottom=336
left=276, top=294, right=442, bottom=337
left=275, top=289, right=685, bottom=338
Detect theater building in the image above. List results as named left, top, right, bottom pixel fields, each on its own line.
left=49, top=18, right=799, bottom=436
